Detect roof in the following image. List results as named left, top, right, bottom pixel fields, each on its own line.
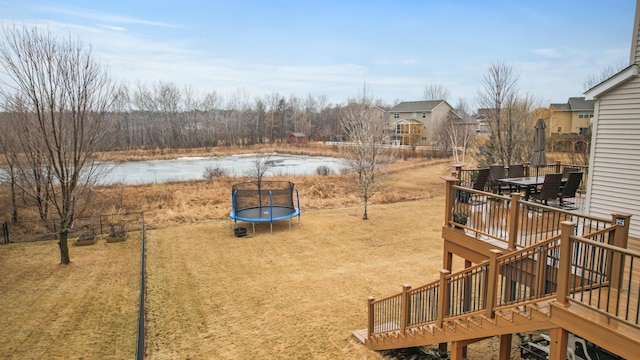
left=549, top=97, right=594, bottom=111
left=390, top=100, right=445, bottom=112
left=568, top=97, right=594, bottom=111
left=585, top=64, right=639, bottom=99
left=290, top=133, right=306, bottom=137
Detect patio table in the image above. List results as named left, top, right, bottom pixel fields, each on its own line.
left=497, top=176, right=545, bottom=200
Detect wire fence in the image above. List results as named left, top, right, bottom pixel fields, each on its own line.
left=1, top=212, right=148, bottom=359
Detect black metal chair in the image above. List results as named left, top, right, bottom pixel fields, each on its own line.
left=489, top=164, right=510, bottom=194
left=508, top=164, right=525, bottom=178
left=471, top=168, right=490, bottom=191
left=561, top=166, right=580, bottom=179
left=558, top=172, right=583, bottom=208
left=531, top=173, right=563, bottom=206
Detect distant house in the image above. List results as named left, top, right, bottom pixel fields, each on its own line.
left=535, top=97, right=594, bottom=137
left=584, top=2, right=640, bottom=239
left=288, top=133, right=306, bottom=144
left=387, top=100, right=461, bottom=146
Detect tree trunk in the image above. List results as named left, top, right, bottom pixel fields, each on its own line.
left=58, top=228, right=70, bottom=265
left=362, top=198, right=369, bottom=220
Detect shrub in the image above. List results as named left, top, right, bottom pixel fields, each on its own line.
left=203, top=166, right=228, bottom=179
left=316, top=165, right=333, bottom=176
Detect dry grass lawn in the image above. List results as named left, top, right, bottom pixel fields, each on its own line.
left=0, top=154, right=526, bottom=359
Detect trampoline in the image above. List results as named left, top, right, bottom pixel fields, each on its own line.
left=229, top=181, right=301, bottom=234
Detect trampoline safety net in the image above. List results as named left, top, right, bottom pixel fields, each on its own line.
left=232, top=181, right=295, bottom=210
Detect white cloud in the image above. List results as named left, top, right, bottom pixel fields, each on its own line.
left=33, top=5, right=182, bottom=28
left=532, top=48, right=562, bottom=58
left=100, top=25, right=127, bottom=32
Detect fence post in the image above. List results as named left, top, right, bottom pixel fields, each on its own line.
left=367, top=296, right=375, bottom=337
left=485, top=249, right=502, bottom=318
left=507, top=192, right=521, bottom=250
left=442, top=176, right=460, bottom=228
left=556, top=221, right=575, bottom=306
left=437, top=269, right=450, bottom=328
left=401, top=284, right=412, bottom=334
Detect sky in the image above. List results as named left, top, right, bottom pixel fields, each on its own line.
left=0, top=0, right=637, bottom=107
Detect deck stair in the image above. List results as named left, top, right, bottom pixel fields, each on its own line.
left=356, top=219, right=640, bottom=358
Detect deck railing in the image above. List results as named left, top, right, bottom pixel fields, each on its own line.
left=446, top=180, right=613, bottom=250
left=367, top=219, right=632, bottom=339
left=455, top=161, right=589, bottom=194
left=559, top=222, right=640, bottom=327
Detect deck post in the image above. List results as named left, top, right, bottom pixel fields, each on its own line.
left=548, top=327, right=568, bottom=360
left=557, top=221, right=575, bottom=306
left=367, top=296, right=375, bottom=337
left=453, top=164, right=463, bottom=179
left=609, top=213, right=632, bottom=290
left=499, top=333, right=512, bottom=360
left=524, top=162, right=531, bottom=177
left=442, top=176, right=460, bottom=228
left=436, top=269, right=450, bottom=328
left=554, top=160, right=562, bottom=174
left=485, top=249, right=502, bottom=318
left=507, top=192, right=521, bottom=250
left=400, top=284, right=411, bottom=334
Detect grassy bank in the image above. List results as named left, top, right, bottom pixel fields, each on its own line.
left=0, top=155, right=528, bottom=359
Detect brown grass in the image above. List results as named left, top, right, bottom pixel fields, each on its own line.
left=0, top=152, right=529, bottom=359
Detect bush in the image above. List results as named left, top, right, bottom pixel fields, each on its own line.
left=203, top=166, right=228, bottom=179
left=316, top=165, right=333, bottom=176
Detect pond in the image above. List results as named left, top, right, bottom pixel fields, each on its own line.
left=100, top=153, right=346, bottom=185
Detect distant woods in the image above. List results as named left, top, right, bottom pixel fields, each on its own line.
left=105, top=84, right=387, bottom=151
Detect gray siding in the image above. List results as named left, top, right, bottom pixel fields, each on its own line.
left=587, top=77, right=640, bottom=238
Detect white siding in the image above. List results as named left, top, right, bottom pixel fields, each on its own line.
left=587, top=77, right=640, bottom=238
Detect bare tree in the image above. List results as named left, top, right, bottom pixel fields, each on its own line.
left=246, top=153, right=272, bottom=185
left=0, top=26, right=116, bottom=264
left=423, top=84, right=450, bottom=101
left=339, top=86, right=392, bottom=220
left=475, top=61, right=538, bottom=167
left=583, top=61, right=627, bottom=91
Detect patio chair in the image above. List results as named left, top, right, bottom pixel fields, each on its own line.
left=558, top=172, right=583, bottom=208
left=508, top=164, right=525, bottom=178
left=530, top=173, right=563, bottom=206
left=471, top=168, right=490, bottom=191
left=561, top=166, right=580, bottom=179
left=456, top=168, right=489, bottom=204
left=489, top=164, right=510, bottom=194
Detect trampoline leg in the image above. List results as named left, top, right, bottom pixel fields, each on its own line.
left=252, top=223, right=255, bottom=235
left=270, top=222, right=273, bottom=234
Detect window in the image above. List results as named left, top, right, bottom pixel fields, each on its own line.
left=395, top=124, right=401, bottom=134
left=421, top=137, right=427, bottom=141
left=579, top=127, right=590, bottom=136
left=422, top=112, right=426, bottom=118
left=412, top=112, right=417, bottom=118
left=393, top=113, right=399, bottom=119
left=557, top=127, right=562, bottom=132
left=578, top=111, right=594, bottom=118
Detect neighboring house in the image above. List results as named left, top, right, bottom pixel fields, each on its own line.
left=584, top=2, right=640, bottom=239
left=288, top=132, right=306, bottom=144
left=536, top=97, right=594, bottom=137
left=387, top=100, right=461, bottom=146
left=474, top=109, right=493, bottom=136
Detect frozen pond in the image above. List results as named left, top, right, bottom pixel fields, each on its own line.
left=100, top=153, right=346, bottom=185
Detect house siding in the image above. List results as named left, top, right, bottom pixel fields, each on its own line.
left=587, top=77, right=640, bottom=238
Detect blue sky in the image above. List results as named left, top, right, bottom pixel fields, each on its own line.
left=1, top=0, right=636, bottom=107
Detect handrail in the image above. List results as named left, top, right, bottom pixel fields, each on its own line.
left=367, top=222, right=633, bottom=338
left=447, top=181, right=612, bottom=250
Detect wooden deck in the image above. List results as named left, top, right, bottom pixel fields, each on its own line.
left=356, top=177, right=639, bottom=359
